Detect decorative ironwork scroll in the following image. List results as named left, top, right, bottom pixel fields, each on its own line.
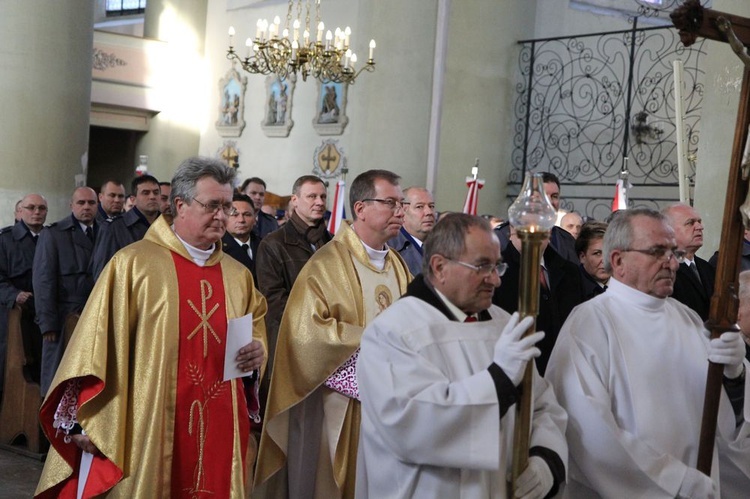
left=512, top=23, right=706, bottom=220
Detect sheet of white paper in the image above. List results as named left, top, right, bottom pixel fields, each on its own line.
left=224, top=313, right=254, bottom=381
left=77, top=451, right=93, bottom=499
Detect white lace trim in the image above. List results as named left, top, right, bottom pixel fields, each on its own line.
left=52, top=379, right=81, bottom=444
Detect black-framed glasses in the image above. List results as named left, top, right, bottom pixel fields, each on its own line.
left=446, top=258, right=508, bottom=277
left=621, top=246, right=686, bottom=263
left=362, top=198, right=405, bottom=211
left=192, top=198, right=236, bottom=216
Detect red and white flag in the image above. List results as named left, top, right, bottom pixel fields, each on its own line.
left=327, top=179, right=346, bottom=235
left=612, top=177, right=629, bottom=212
left=462, top=176, right=485, bottom=215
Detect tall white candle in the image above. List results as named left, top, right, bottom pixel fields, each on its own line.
left=673, top=59, right=689, bottom=203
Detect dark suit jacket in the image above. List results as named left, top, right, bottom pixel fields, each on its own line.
left=221, top=232, right=261, bottom=283
left=493, top=243, right=583, bottom=375
left=90, top=208, right=151, bottom=280
left=0, top=221, right=38, bottom=309
left=33, top=214, right=96, bottom=333
left=579, top=265, right=607, bottom=302
left=495, top=223, right=578, bottom=265
left=387, top=228, right=423, bottom=277
left=252, top=211, right=279, bottom=240
left=671, top=257, right=715, bottom=321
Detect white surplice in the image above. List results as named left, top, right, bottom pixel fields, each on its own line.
left=356, top=297, right=567, bottom=498
left=546, top=277, right=750, bottom=498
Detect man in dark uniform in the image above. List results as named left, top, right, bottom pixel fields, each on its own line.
left=493, top=224, right=583, bottom=375
left=96, top=180, right=126, bottom=223
left=33, top=186, right=98, bottom=396
left=241, top=177, right=278, bottom=239
left=663, top=203, right=715, bottom=321
left=0, top=193, right=47, bottom=400
left=221, top=193, right=261, bottom=283
left=90, top=175, right=161, bottom=280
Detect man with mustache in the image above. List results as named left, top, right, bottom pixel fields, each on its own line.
left=357, top=213, right=567, bottom=498
left=387, top=187, right=435, bottom=276
left=546, top=208, right=749, bottom=497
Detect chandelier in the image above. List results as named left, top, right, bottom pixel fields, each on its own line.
left=226, top=0, right=376, bottom=84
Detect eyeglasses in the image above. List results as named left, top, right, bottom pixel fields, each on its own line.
left=21, top=205, right=47, bottom=212
left=192, top=198, right=236, bottom=216
left=621, top=246, right=686, bottom=263
left=362, top=198, right=405, bottom=211
left=446, top=258, right=508, bottom=277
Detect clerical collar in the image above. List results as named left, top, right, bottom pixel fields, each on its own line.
left=172, top=226, right=215, bottom=267
left=360, top=240, right=389, bottom=271
left=432, top=286, right=471, bottom=322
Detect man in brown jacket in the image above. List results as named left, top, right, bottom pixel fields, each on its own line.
left=256, top=175, right=331, bottom=405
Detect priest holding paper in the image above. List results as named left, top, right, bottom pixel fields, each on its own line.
left=35, top=157, right=267, bottom=498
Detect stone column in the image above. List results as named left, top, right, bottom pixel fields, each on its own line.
left=0, top=1, right=95, bottom=224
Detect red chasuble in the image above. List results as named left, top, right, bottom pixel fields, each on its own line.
left=171, top=254, right=250, bottom=497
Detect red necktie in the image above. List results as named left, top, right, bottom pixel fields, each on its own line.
left=464, top=316, right=477, bottom=323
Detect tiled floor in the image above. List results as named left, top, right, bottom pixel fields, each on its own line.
left=0, top=447, right=44, bottom=498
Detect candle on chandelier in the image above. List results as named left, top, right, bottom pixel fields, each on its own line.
left=369, top=39, right=376, bottom=61
left=291, top=40, right=299, bottom=61
left=344, top=49, right=352, bottom=69
left=317, top=22, right=325, bottom=43
left=344, top=26, right=351, bottom=48
left=255, top=19, right=262, bottom=40
left=245, top=38, right=252, bottom=58
left=304, top=29, right=310, bottom=45
left=272, top=16, right=281, bottom=38
left=293, top=19, right=300, bottom=42
left=351, top=53, right=357, bottom=71
left=228, top=26, right=235, bottom=47
left=325, top=30, right=333, bottom=50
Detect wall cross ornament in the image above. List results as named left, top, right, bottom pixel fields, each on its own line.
left=312, top=139, right=346, bottom=179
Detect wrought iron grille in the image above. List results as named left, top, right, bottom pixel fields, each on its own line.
left=511, top=22, right=706, bottom=221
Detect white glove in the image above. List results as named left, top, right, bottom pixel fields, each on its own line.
left=677, top=467, right=716, bottom=499
left=494, top=312, right=543, bottom=386
left=708, top=332, right=745, bottom=379
left=514, top=455, right=553, bottom=499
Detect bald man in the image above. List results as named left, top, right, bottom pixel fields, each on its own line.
left=33, top=187, right=98, bottom=395
left=0, top=193, right=48, bottom=395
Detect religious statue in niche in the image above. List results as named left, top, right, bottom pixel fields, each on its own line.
left=313, top=80, right=349, bottom=136
left=215, top=66, right=247, bottom=138
left=262, top=75, right=295, bottom=138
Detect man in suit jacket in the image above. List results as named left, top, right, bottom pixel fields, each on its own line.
left=90, top=175, right=161, bottom=280
left=387, top=187, right=435, bottom=276
left=492, top=225, right=583, bottom=375
left=663, top=203, right=714, bottom=321
left=221, top=193, right=260, bottom=283
left=0, top=193, right=47, bottom=395
left=241, top=177, right=278, bottom=240
left=33, top=187, right=98, bottom=395
left=95, top=180, right=126, bottom=223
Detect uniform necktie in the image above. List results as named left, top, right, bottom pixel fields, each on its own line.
left=540, top=265, right=549, bottom=290
left=688, top=262, right=701, bottom=284
left=85, top=227, right=94, bottom=243
left=241, top=243, right=252, bottom=259
left=464, top=316, right=477, bottom=323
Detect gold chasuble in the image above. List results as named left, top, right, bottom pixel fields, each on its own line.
left=255, top=221, right=411, bottom=498
left=35, top=216, right=267, bottom=498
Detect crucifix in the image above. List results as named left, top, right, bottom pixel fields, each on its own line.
left=671, top=0, right=750, bottom=475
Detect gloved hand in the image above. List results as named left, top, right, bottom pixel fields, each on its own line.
left=708, top=331, right=745, bottom=379
left=677, top=467, right=716, bottom=499
left=514, top=455, right=553, bottom=499
left=494, top=312, right=543, bottom=386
